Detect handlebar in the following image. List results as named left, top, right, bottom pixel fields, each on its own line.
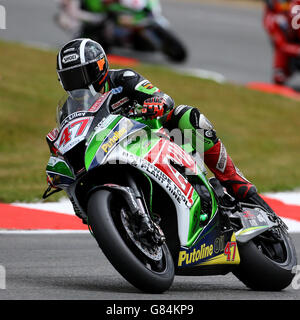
left=127, top=101, right=156, bottom=119
left=127, top=111, right=156, bottom=119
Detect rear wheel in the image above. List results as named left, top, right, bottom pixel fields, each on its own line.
left=87, top=189, right=175, bottom=293
left=234, top=228, right=297, bottom=291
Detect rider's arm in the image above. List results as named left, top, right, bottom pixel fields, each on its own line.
left=116, top=69, right=175, bottom=118
left=62, top=0, right=107, bottom=23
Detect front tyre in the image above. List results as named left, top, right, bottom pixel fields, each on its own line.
left=87, top=189, right=175, bottom=293
left=153, top=26, right=187, bottom=62
left=234, top=229, right=297, bottom=291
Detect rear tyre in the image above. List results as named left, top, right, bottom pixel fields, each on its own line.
left=87, top=189, right=175, bottom=293
left=234, top=229, right=297, bottom=291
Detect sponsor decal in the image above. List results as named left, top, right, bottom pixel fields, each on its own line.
left=88, top=92, right=110, bottom=112
left=178, top=243, right=214, bottom=266
left=101, top=127, right=127, bottom=153
left=242, top=210, right=256, bottom=219
left=55, top=117, right=93, bottom=154
left=178, top=234, right=238, bottom=267
left=60, top=112, right=87, bottom=129
left=216, top=142, right=227, bottom=173
left=47, top=128, right=59, bottom=142
left=111, top=86, right=123, bottom=94
left=86, top=118, right=141, bottom=169
left=62, top=53, right=79, bottom=64
left=224, top=241, right=237, bottom=261
left=135, top=80, right=160, bottom=95
left=144, top=139, right=197, bottom=206
left=111, top=97, right=129, bottom=110
left=242, top=210, right=267, bottom=227
left=122, top=150, right=193, bottom=208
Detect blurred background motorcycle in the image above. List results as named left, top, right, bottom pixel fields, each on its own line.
left=55, top=0, right=188, bottom=62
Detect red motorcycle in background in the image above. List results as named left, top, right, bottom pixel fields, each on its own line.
left=264, top=0, right=300, bottom=86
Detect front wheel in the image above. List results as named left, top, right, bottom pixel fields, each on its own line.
left=154, top=27, right=188, bottom=63
left=234, top=228, right=297, bottom=291
left=87, top=189, right=175, bottom=293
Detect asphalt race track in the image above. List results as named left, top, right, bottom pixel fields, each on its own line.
left=1, top=0, right=300, bottom=301
left=0, top=233, right=299, bottom=300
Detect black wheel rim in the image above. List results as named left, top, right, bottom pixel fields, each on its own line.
left=253, top=229, right=288, bottom=265
left=111, top=198, right=169, bottom=274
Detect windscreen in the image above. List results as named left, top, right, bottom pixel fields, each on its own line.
left=56, top=89, right=103, bottom=127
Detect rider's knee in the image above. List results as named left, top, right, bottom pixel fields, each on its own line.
left=189, top=107, right=214, bottom=131
left=171, top=105, right=218, bottom=144
left=174, top=105, right=213, bottom=130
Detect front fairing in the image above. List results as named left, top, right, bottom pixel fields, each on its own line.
left=84, top=115, right=149, bottom=170
left=46, top=156, right=75, bottom=189
left=46, top=90, right=113, bottom=185
left=85, top=114, right=218, bottom=246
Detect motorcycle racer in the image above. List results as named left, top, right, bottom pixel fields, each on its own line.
left=263, top=0, right=300, bottom=84
left=55, top=0, right=156, bottom=37
left=49, top=38, right=274, bottom=223
left=55, top=0, right=108, bottom=32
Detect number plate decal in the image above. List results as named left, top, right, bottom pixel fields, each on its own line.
left=55, top=117, right=93, bottom=154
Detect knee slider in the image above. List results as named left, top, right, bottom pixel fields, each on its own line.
left=189, top=108, right=213, bottom=130
left=189, top=108, right=218, bottom=143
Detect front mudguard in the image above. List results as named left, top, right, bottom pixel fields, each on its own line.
left=88, top=184, right=141, bottom=216
left=64, top=169, right=144, bottom=223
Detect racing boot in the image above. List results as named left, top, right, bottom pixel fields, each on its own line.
left=204, top=140, right=274, bottom=213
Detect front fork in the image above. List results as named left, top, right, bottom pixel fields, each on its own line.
left=124, top=172, right=165, bottom=244
left=125, top=173, right=149, bottom=217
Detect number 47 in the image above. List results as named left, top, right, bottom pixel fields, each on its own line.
left=224, top=242, right=237, bottom=261
left=59, top=118, right=90, bottom=147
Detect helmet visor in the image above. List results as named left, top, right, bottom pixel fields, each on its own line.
left=57, top=61, right=102, bottom=91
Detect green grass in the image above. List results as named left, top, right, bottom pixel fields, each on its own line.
left=0, top=40, right=300, bottom=203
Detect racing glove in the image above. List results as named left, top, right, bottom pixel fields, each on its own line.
left=142, top=97, right=166, bottom=119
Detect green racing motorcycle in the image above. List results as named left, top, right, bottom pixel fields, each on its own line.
left=44, top=89, right=297, bottom=293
